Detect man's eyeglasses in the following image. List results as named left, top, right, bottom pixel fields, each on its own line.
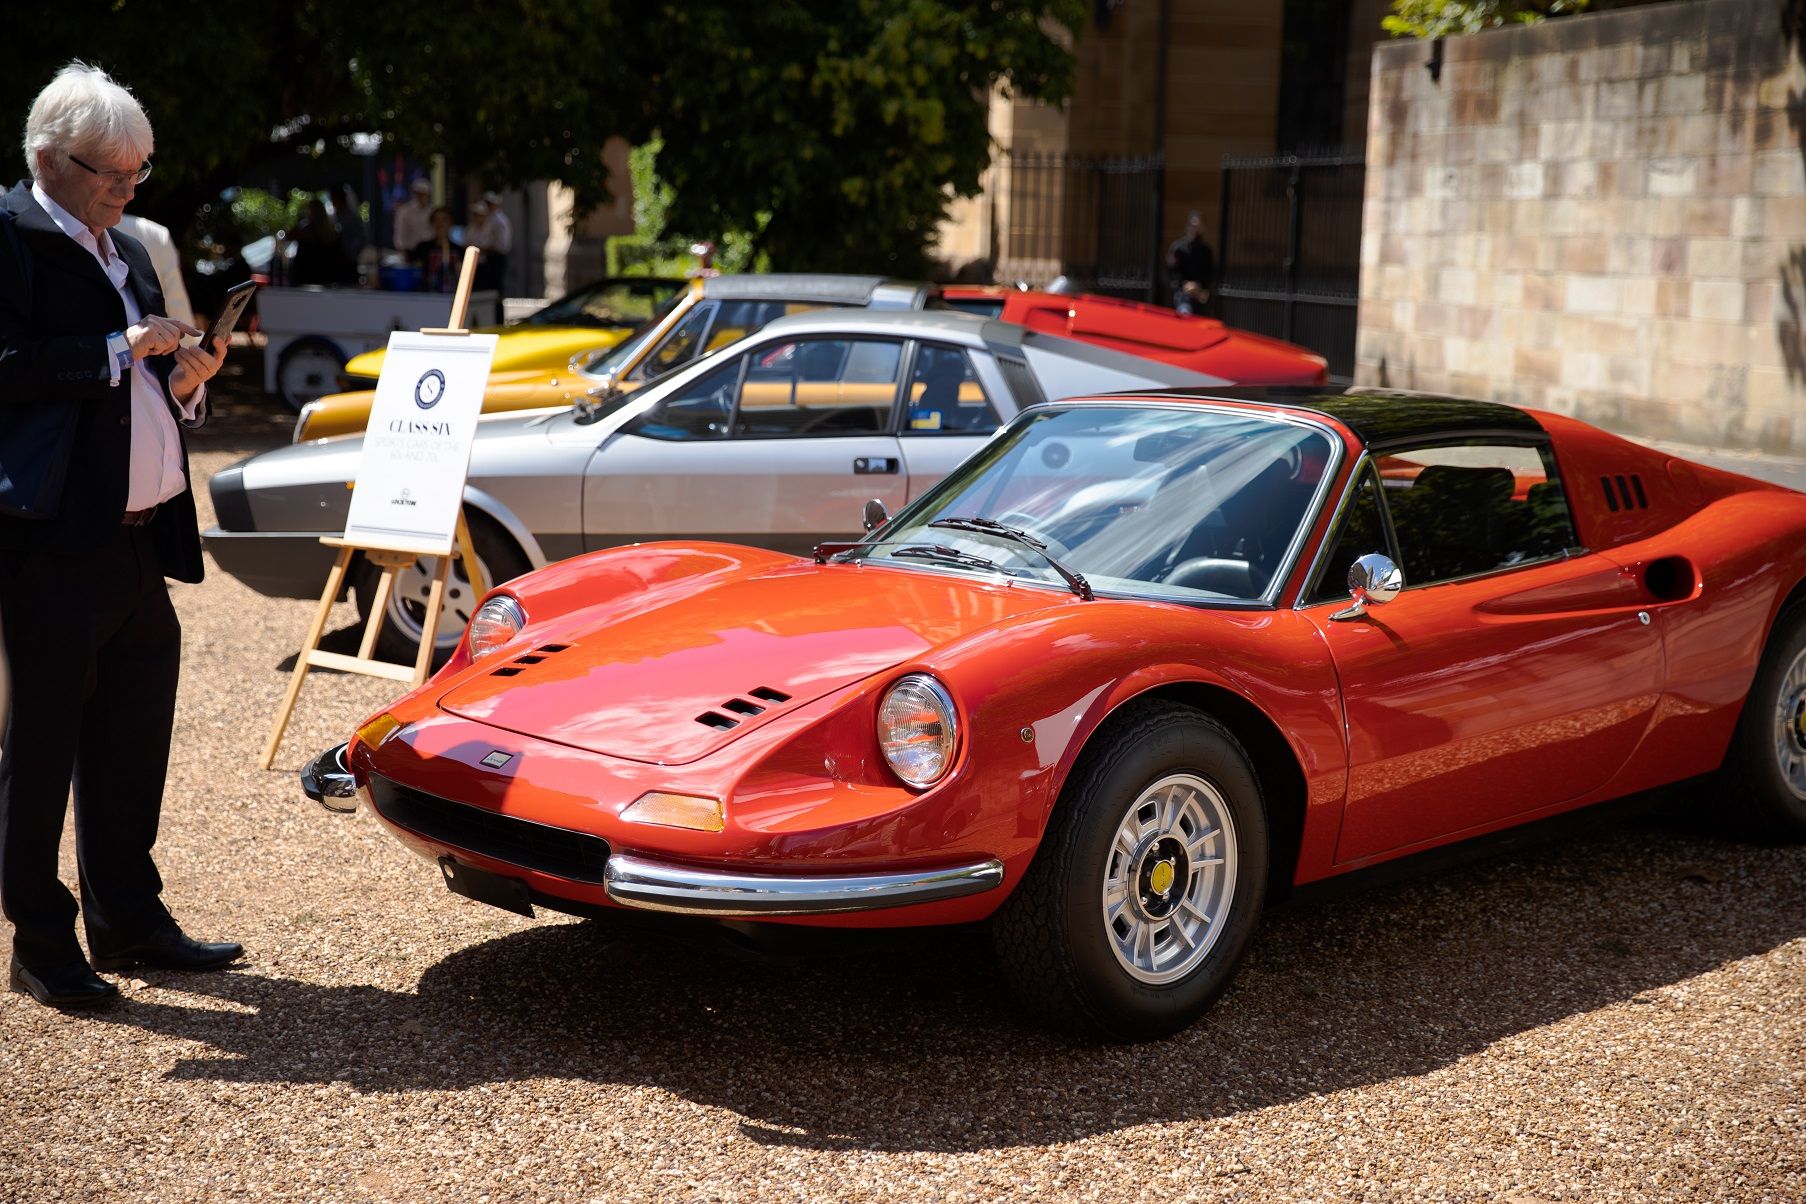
left=68, top=155, right=152, bottom=187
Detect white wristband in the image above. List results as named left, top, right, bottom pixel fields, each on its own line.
left=106, top=331, right=131, bottom=386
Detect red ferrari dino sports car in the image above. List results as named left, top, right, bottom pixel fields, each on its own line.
left=304, top=387, right=1806, bottom=1040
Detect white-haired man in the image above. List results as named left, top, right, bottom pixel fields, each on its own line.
left=0, top=62, right=239, bottom=1009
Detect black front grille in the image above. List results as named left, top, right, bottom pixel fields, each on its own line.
left=368, top=776, right=609, bottom=883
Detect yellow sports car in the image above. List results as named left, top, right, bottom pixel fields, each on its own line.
left=292, top=274, right=933, bottom=441
left=339, top=275, right=685, bottom=384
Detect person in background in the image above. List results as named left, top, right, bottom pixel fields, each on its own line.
left=0, top=62, right=240, bottom=1011
left=113, top=212, right=192, bottom=326
left=468, top=191, right=511, bottom=293
left=332, top=183, right=368, bottom=281
left=1166, top=209, right=1216, bottom=316
left=410, top=205, right=464, bottom=293
left=287, top=197, right=354, bottom=287
left=390, top=177, right=433, bottom=254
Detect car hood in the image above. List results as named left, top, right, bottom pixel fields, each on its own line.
left=342, top=329, right=623, bottom=382
left=437, top=562, right=1074, bottom=765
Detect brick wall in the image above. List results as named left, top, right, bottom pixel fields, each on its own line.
left=1357, top=0, right=1806, bottom=455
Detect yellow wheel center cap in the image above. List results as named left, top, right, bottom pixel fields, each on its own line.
left=1149, top=859, right=1176, bottom=896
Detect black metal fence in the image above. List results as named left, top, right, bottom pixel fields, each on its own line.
left=995, top=152, right=1164, bottom=299
left=1217, top=151, right=1365, bottom=383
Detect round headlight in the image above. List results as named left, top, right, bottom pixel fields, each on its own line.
left=877, top=674, right=959, bottom=788
left=467, top=596, right=526, bottom=659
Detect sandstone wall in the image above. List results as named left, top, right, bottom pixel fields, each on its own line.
left=1357, top=0, right=1806, bottom=454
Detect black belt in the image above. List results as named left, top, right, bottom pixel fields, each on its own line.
left=122, top=505, right=158, bottom=527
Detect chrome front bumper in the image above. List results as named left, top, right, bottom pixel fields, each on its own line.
left=603, top=853, right=1005, bottom=917
left=300, top=743, right=359, bottom=814
left=303, top=741, right=1005, bottom=916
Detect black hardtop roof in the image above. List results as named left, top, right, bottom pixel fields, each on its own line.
left=1127, top=386, right=1546, bottom=447
left=699, top=273, right=932, bottom=305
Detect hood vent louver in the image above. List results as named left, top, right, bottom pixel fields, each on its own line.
left=694, top=685, right=794, bottom=732
left=488, top=642, right=576, bottom=678
left=1600, top=473, right=1647, bottom=513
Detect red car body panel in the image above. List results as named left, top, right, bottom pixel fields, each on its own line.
left=942, top=286, right=1329, bottom=386
left=346, top=391, right=1806, bottom=930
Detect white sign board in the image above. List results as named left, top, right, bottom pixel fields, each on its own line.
left=343, top=331, right=499, bottom=554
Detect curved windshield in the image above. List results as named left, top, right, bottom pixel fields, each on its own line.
left=529, top=278, right=684, bottom=329
left=576, top=292, right=687, bottom=377
left=846, top=405, right=1338, bottom=604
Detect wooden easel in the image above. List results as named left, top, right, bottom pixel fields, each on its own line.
left=261, top=247, right=488, bottom=769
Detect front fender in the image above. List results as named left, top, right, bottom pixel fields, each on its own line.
left=919, top=602, right=1344, bottom=850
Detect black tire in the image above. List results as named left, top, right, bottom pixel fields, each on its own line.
left=274, top=336, right=348, bottom=411
left=993, top=700, right=1269, bottom=1042
left=1725, top=598, right=1806, bottom=841
left=353, top=509, right=530, bottom=668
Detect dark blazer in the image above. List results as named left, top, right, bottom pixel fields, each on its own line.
left=0, top=181, right=203, bottom=582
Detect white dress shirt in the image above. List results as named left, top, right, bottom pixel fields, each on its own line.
left=391, top=198, right=434, bottom=253
left=473, top=207, right=512, bottom=256
left=32, top=182, right=204, bottom=512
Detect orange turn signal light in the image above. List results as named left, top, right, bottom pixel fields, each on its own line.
left=355, top=712, right=404, bottom=750
left=622, top=792, right=725, bottom=833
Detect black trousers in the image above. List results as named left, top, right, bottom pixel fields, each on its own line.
left=0, top=524, right=180, bottom=969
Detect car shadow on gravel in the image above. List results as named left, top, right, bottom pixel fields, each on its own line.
left=87, top=805, right=1805, bottom=1153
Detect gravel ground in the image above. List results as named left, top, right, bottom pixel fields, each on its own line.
left=2, top=359, right=1803, bottom=1202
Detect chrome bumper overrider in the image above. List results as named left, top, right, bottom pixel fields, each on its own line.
left=603, top=853, right=1006, bottom=917
left=300, top=742, right=359, bottom=814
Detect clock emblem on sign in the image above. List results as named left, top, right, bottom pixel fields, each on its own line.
left=414, top=368, right=447, bottom=410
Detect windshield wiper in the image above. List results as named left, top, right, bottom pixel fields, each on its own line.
left=888, top=543, right=1017, bottom=577
left=929, top=517, right=1094, bottom=600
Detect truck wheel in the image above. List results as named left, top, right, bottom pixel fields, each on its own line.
left=1726, top=599, right=1806, bottom=841
left=276, top=337, right=346, bottom=412
left=994, top=700, right=1269, bottom=1042
left=354, top=511, right=529, bottom=667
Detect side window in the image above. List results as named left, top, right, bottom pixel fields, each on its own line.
left=625, top=360, right=738, bottom=441
left=1305, top=466, right=1388, bottom=605
left=705, top=300, right=832, bottom=356
left=1379, top=443, right=1578, bottom=587
left=629, top=301, right=717, bottom=382
left=732, top=338, right=900, bottom=438
left=904, top=343, right=1001, bottom=435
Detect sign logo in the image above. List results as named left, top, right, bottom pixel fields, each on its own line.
left=414, top=368, right=447, bottom=410
left=480, top=750, right=514, bottom=769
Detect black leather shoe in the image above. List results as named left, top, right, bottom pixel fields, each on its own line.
left=9, top=956, right=118, bottom=1008
left=90, top=924, right=243, bottom=973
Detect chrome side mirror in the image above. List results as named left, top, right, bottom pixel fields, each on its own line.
left=863, top=498, right=890, bottom=532
left=1330, top=553, right=1404, bottom=622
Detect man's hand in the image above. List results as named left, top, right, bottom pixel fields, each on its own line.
left=126, top=316, right=200, bottom=360
left=168, top=332, right=228, bottom=402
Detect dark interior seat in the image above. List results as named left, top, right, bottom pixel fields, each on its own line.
left=1391, top=464, right=1516, bottom=582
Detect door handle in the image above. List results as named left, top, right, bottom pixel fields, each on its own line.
left=853, top=457, right=900, bottom=475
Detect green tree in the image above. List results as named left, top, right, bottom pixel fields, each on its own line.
left=0, top=1, right=1083, bottom=276
left=1382, top=0, right=1590, bottom=38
